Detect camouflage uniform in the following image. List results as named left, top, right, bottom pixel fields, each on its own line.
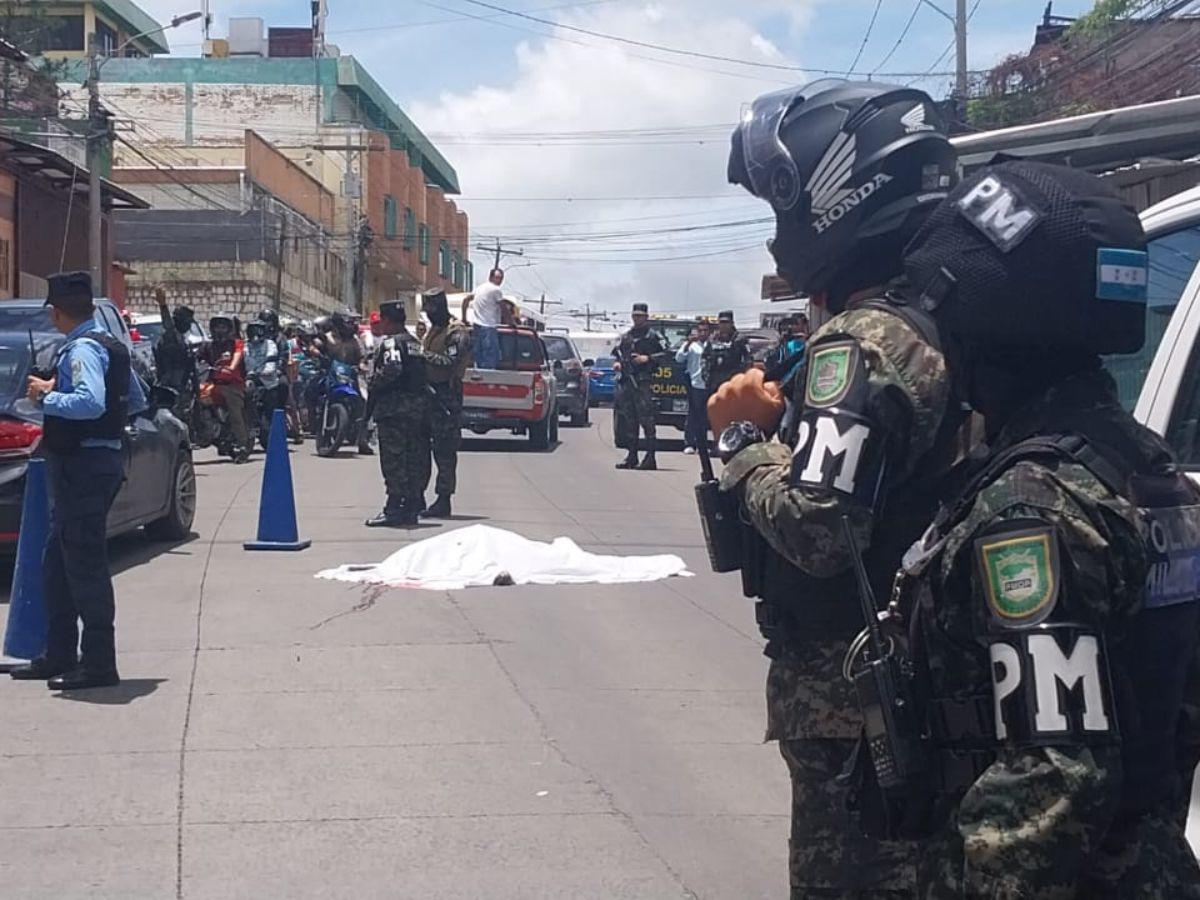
left=613, top=327, right=669, bottom=451
left=371, top=330, right=429, bottom=516
left=903, top=370, right=1200, bottom=897
left=721, top=300, right=961, bottom=898
left=423, top=319, right=471, bottom=497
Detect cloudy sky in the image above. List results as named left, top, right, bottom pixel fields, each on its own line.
left=138, top=0, right=1097, bottom=326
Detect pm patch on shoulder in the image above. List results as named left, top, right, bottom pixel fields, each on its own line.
left=975, top=525, right=1060, bottom=628
left=805, top=341, right=859, bottom=408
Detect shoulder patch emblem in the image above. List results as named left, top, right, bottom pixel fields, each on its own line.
left=806, top=343, right=856, bottom=408
left=976, top=526, right=1059, bottom=627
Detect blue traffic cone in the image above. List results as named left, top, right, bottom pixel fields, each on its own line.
left=244, top=409, right=311, bottom=552
left=3, top=458, right=50, bottom=661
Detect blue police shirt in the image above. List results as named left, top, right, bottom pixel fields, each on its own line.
left=43, top=320, right=146, bottom=450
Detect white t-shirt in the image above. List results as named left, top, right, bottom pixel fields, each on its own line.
left=472, top=282, right=504, bottom=327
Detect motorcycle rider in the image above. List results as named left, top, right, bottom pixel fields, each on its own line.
left=707, top=79, right=961, bottom=897
left=198, top=312, right=250, bottom=463
left=244, top=320, right=284, bottom=443
left=151, top=285, right=197, bottom=423
left=315, top=310, right=373, bottom=455
left=257, top=308, right=302, bottom=443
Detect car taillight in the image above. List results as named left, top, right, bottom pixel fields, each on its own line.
left=0, top=418, right=42, bottom=458
left=532, top=373, right=546, bottom=405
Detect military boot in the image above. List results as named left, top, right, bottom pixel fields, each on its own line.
left=615, top=450, right=639, bottom=470
left=638, top=438, right=658, bottom=470
left=422, top=494, right=453, bottom=519
left=365, top=503, right=418, bottom=528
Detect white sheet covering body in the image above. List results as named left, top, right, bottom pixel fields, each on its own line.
left=316, top=524, right=692, bottom=590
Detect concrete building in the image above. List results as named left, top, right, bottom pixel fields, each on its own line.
left=112, top=130, right=343, bottom=322
left=7, top=1, right=170, bottom=59
left=62, top=19, right=470, bottom=316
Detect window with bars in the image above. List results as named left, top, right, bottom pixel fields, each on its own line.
left=418, top=224, right=430, bottom=265
left=439, top=241, right=451, bottom=279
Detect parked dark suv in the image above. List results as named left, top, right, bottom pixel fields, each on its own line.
left=542, top=333, right=592, bottom=427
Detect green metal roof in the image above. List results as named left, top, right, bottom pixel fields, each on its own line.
left=95, top=1, right=170, bottom=55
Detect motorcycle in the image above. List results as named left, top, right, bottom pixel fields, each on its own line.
left=192, top=361, right=260, bottom=458
left=247, top=373, right=286, bottom=450
left=315, top=357, right=366, bottom=457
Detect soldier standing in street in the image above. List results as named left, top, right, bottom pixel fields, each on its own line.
left=708, top=80, right=961, bottom=897
left=613, top=302, right=669, bottom=471
left=890, top=161, right=1200, bottom=896
left=420, top=289, right=471, bottom=519
left=701, top=310, right=750, bottom=392
left=365, top=301, right=430, bottom=528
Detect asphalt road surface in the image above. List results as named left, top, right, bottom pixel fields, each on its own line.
left=0, top=410, right=790, bottom=899
left=2, top=410, right=1197, bottom=898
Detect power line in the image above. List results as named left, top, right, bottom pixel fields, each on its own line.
left=848, top=0, right=886, bottom=76
left=872, top=0, right=923, bottom=74
left=450, top=0, right=975, bottom=77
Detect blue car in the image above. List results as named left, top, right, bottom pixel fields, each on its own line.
left=588, top=356, right=617, bottom=405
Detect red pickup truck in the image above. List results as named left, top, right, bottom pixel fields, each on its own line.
left=461, top=326, right=560, bottom=450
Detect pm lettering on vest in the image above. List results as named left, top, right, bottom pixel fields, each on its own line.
left=957, top=174, right=1042, bottom=253
left=790, top=408, right=883, bottom=504
left=988, top=628, right=1115, bottom=744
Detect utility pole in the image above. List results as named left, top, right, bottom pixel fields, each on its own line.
left=955, top=0, right=969, bottom=109
left=86, top=33, right=104, bottom=292
left=274, top=212, right=288, bottom=312
left=474, top=239, right=524, bottom=272
left=342, top=128, right=358, bottom=311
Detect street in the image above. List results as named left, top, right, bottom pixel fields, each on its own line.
left=0, top=411, right=789, bottom=899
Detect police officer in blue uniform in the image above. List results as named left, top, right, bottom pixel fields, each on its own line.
left=10, top=272, right=134, bottom=690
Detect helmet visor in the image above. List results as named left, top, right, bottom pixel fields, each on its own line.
left=733, top=81, right=845, bottom=212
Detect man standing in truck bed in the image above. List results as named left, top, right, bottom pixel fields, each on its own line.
left=613, top=302, right=670, bottom=471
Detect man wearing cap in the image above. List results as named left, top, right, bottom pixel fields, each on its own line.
left=366, top=301, right=430, bottom=527
left=701, top=310, right=751, bottom=394
left=421, top=289, right=472, bottom=519
left=11, top=273, right=134, bottom=690
left=612, top=302, right=670, bottom=470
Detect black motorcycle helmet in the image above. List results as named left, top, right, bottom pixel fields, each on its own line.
left=258, top=308, right=280, bottom=333
left=245, top=321, right=267, bottom=341
left=728, top=79, right=958, bottom=310
left=209, top=312, right=235, bottom=340
left=330, top=309, right=358, bottom=339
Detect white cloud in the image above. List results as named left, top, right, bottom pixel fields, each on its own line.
left=407, top=1, right=815, bottom=324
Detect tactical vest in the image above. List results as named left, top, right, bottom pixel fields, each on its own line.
left=373, top=334, right=426, bottom=396
left=754, top=292, right=967, bottom=653
left=702, top=334, right=747, bottom=388
left=891, top=426, right=1200, bottom=838
left=616, top=330, right=663, bottom=380
left=43, top=332, right=130, bottom=455
left=424, top=322, right=469, bottom=384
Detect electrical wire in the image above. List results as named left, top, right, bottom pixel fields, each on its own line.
left=449, top=0, right=975, bottom=77
left=847, top=0, right=886, bottom=76
left=871, top=0, right=923, bottom=75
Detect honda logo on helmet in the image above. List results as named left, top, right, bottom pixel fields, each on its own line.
left=811, top=174, right=894, bottom=235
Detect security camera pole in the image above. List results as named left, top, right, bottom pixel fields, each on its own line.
left=86, top=11, right=203, bottom=292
